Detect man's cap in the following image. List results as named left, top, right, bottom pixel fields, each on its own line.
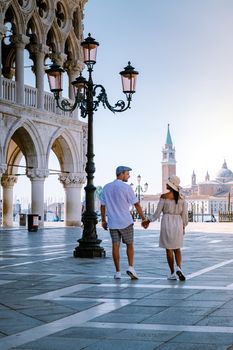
left=116, top=166, right=132, bottom=175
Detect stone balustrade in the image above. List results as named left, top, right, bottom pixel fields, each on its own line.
left=1, top=77, right=74, bottom=117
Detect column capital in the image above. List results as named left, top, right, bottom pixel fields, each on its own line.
left=1, top=175, right=18, bottom=188
left=64, top=60, right=84, bottom=74
left=50, top=52, right=67, bottom=66
left=29, top=43, right=50, bottom=56
left=26, top=168, right=49, bottom=180
left=11, top=34, right=30, bottom=48
left=59, top=172, right=86, bottom=187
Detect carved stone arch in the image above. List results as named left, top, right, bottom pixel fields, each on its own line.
left=6, top=139, right=23, bottom=175
left=5, top=127, right=38, bottom=177
left=64, top=31, right=81, bottom=65
left=4, top=120, right=46, bottom=173
left=25, top=15, right=47, bottom=69
left=26, top=15, right=43, bottom=46
left=47, top=128, right=81, bottom=174
left=2, top=45, right=15, bottom=79
left=4, top=2, right=26, bottom=35
left=29, top=12, right=49, bottom=43
left=2, top=5, right=18, bottom=78
left=46, top=25, right=63, bottom=57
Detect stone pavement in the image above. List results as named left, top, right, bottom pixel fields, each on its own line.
left=1, top=223, right=233, bottom=349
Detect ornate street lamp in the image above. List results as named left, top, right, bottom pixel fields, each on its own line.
left=131, top=174, right=148, bottom=202
left=46, top=33, right=138, bottom=258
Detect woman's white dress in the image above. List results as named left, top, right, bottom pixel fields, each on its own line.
left=149, top=198, right=188, bottom=249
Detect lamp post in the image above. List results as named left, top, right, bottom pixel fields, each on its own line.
left=130, top=175, right=148, bottom=220
left=46, top=34, right=138, bottom=258
left=131, top=175, right=148, bottom=202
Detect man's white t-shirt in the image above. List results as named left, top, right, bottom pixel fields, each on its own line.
left=101, top=179, right=138, bottom=229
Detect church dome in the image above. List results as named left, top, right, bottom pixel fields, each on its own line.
left=216, top=160, right=233, bottom=183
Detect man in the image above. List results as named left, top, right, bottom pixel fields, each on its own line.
left=100, top=166, right=148, bottom=280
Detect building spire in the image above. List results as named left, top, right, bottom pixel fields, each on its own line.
left=162, top=124, right=176, bottom=193
left=205, top=171, right=210, bottom=182
left=192, top=170, right=196, bottom=186
left=223, top=159, right=227, bottom=169
left=165, top=124, right=173, bottom=145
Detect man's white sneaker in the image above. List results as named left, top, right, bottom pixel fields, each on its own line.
left=114, top=272, right=121, bottom=279
left=167, top=272, right=177, bottom=280
left=126, top=266, right=138, bottom=280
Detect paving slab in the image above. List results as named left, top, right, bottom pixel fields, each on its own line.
left=0, top=223, right=233, bottom=349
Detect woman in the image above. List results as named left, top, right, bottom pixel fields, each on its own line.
left=147, top=175, right=188, bottom=281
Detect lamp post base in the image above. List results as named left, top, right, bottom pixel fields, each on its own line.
left=73, top=238, right=106, bottom=258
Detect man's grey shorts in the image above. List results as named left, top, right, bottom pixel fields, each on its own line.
left=109, top=224, right=134, bottom=244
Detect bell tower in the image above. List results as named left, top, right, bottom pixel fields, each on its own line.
left=192, top=170, right=196, bottom=186
left=162, top=124, right=176, bottom=192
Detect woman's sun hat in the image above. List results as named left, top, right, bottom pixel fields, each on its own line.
left=167, top=175, right=181, bottom=192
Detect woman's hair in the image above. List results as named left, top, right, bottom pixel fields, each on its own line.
left=167, top=185, right=179, bottom=204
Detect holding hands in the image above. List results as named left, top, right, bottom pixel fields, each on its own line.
left=102, top=220, right=108, bottom=230
left=141, top=219, right=150, bottom=229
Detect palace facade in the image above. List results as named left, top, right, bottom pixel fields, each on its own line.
left=0, top=0, right=88, bottom=227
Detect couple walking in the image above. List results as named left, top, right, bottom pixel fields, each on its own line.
left=100, top=166, right=188, bottom=281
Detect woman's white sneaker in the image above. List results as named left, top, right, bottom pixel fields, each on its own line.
left=114, top=272, right=121, bottom=279
left=167, top=272, right=177, bottom=280
left=176, top=269, right=186, bottom=281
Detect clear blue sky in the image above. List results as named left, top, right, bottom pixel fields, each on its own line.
left=14, top=0, right=233, bottom=204
left=82, top=0, right=233, bottom=193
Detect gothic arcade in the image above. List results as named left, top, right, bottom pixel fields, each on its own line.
left=0, top=0, right=88, bottom=227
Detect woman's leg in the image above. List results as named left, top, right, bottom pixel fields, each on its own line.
left=174, top=248, right=182, bottom=269
left=166, top=249, right=174, bottom=273
left=174, top=248, right=186, bottom=280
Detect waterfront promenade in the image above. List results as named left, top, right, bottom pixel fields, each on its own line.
left=0, top=222, right=233, bottom=349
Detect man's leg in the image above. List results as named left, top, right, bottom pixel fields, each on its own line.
left=112, top=242, right=121, bottom=272
left=126, top=243, right=134, bottom=267
left=126, top=242, right=138, bottom=279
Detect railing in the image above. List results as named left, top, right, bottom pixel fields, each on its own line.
left=24, top=84, right=37, bottom=108
left=219, top=211, right=233, bottom=222
left=2, top=78, right=16, bottom=102
left=44, top=92, right=57, bottom=114
left=44, top=91, right=73, bottom=117
left=1, top=77, right=74, bottom=118
left=188, top=211, right=217, bottom=222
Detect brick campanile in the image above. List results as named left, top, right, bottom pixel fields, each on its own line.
left=161, top=124, right=176, bottom=193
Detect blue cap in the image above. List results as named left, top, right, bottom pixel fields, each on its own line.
left=116, top=166, right=132, bottom=175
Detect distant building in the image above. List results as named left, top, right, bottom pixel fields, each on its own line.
left=183, top=160, right=233, bottom=215
left=141, top=126, right=233, bottom=219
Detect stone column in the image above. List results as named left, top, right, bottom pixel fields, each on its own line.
left=67, top=68, right=76, bottom=101
left=1, top=175, right=17, bottom=227
left=32, top=44, right=49, bottom=109
left=11, top=34, right=30, bottom=104
left=27, top=169, right=49, bottom=227
left=0, top=164, right=7, bottom=226
left=0, top=24, right=6, bottom=99
left=59, top=173, right=85, bottom=226
left=65, top=61, right=84, bottom=119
